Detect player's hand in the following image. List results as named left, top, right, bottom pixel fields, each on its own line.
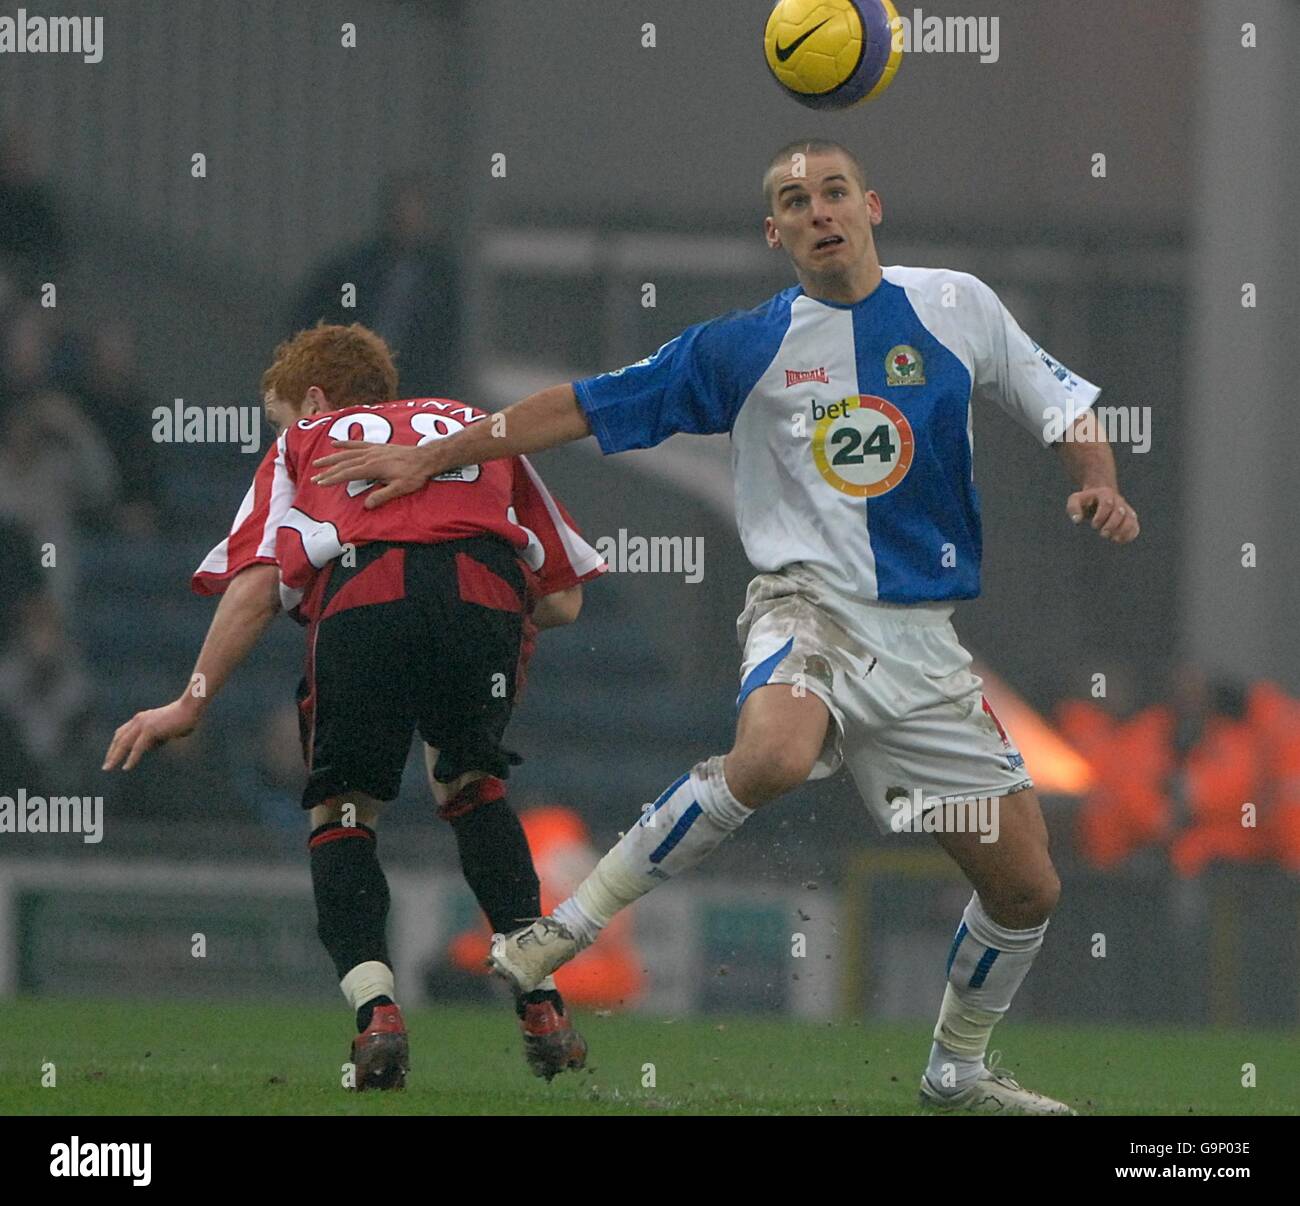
left=102, top=699, right=200, bottom=771
left=311, top=440, right=438, bottom=509
left=1066, top=487, right=1140, bottom=543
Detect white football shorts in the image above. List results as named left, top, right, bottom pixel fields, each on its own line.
left=736, top=563, right=1033, bottom=833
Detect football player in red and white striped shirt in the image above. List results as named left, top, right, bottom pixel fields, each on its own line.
left=104, top=324, right=605, bottom=1088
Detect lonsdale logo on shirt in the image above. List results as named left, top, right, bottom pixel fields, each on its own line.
left=885, top=345, right=925, bottom=386
left=785, top=366, right=830, bottom=388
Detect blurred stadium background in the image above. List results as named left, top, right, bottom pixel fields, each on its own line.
left=1, top=0, right=1298, bottom=1037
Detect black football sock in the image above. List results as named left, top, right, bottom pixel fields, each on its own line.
left=447, top=796, right=573, bottom=1020
left=308, top=821, right=391, bottom=985
left=355, top=994, right=394, bottom=1033
left=515, top=986, right=565, bottom=1020
left=448, top=797, right=542, bottom=935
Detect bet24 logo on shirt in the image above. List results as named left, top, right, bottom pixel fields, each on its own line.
left=811, top=395, right=915, bottom=497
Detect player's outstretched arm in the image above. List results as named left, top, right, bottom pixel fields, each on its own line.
left=1054, top=416, right=1139, bottom=544
left=311, top=383, right=591, bottom=509
left=102, top=564, right=281, bottom=770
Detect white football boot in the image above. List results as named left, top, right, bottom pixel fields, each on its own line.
left=918, top=1052, right=1076, bottom=1115
left=488, top=917, right=581, bottom=994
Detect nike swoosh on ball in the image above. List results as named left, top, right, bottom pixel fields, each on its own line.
left=775, top=18, right=832, bottom=62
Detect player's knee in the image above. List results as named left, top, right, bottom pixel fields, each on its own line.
left=727, top=742, right=817, bottom=804
left=311, top=795, right=382, bottom=829
left=437, top=774, right=506, bottom=822
left=1036, top=869, right=1062, bottom=920
left=1001, top=870, right=1060, bottom=928
left=771, top=741, right=820, bottom=792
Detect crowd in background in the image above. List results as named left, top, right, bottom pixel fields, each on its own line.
left=1059, top=667, right=1300, bottom=876
left=1, top=129, right=1298, bottom=884
left=0, top=130, right=164, bottom=795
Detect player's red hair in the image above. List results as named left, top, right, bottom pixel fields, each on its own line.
left=261, top=322, right=398, bottom=409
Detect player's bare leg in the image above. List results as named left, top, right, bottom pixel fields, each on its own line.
left=425, top=747, right=586, bottom=1079
left=724, top=683, right=832, bottom=805
left=489, top=686, right=830, bottom=991
left=308, top=793, right=409, bottom=1091
left=918, top=785, right=1073, bottom=1114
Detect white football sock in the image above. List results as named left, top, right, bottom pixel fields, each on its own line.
left=926, top=892, right=1047, bottom=1093
left=556, top=757, right=751, bottom=946
left=551, top=896, right=603, bottom=948
left=339, top=960, right=395, bottom=1010
left=925, top=1035, right=986, bottom=1093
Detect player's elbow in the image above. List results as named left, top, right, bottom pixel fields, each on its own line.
left=551, top=585, right=584, bottom=627
left=535, top=586, right=583, bottom=629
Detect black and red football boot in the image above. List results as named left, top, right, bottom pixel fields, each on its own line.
left=350, top=1002, right=410, bottom=1091
left=517, top=994, right=587, bottom=1081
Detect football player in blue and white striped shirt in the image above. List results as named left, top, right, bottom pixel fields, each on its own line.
left=314, top=139, right=1139, bottom=1114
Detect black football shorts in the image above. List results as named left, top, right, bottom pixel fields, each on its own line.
left=298, top=536, right=525, bottom=809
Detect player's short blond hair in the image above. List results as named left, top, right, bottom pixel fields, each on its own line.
left=261, top=322, right=398, bottom=409
left=763, top=139, right=869, bottom=211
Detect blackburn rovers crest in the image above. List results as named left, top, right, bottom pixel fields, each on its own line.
left=885, top=345, right=925, bottom=386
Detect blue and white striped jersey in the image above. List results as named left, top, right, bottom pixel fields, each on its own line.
left=574, top=266, right=1099, bottom=604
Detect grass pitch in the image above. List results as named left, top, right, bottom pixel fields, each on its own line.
left=2, top=998, right=1296, bottom=1116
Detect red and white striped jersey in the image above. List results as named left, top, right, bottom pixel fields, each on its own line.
left=192, top=397, right=605, bottom=610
